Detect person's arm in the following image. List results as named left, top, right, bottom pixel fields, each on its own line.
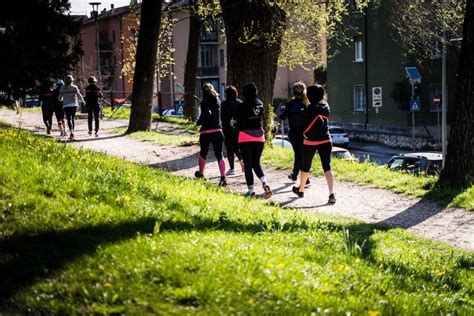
left=196, top=102, right=210, bottom=126
left=58, top=87, right=64, bottom=101
left=76, top=86, right=85, bottom=104
left=279, top=101, right=290, bottom=120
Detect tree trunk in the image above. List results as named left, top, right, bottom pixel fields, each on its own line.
left=220, top=0, right=286, bottom=140
left=439, top=2, right=474, bottom=187
left=127, top=0, right=162, bottom=133
left=183, top=5, right=202, bottom=121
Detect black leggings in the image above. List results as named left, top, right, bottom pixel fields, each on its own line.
left=239, top=142, right=265, bottom=186
left=199, top=131, right=224, bottom=161
left=64, top=107, right=77, bottom=132
left=88, top=105, right=100, bottom=132
left=41, top=105, right=54, bottom=130
left=301, top=141, right=332, bottom=173
left=53, top=104, right=65, bottom=123
left=223, top=128, right=241, bottom=170
left=288, top=127, right=305, bottom=176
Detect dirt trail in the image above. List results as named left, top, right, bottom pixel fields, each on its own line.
left=1, top=108, right=472, bottom=251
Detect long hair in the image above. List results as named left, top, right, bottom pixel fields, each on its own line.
left=202, top=83, right=219, bottom=101
left=292, top=81, right=310, bottom=107
left=242, top=82, right=258, bottom=101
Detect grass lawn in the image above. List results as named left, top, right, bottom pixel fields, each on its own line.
left=0, top=127, right=473, bottom=314
left=262, top=146, right=474, bottom=211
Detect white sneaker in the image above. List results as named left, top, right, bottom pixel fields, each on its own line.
left=226, top=169, right=235, bottom=176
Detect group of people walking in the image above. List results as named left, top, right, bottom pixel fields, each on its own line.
left=38, top=75, right=103, bottom=140
left=195, top=81, right=335, bottom=204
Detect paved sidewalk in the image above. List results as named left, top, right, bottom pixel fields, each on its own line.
left=1, top=108, right=473, bottom=251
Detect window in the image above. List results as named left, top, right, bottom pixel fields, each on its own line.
left=112, top=30, right=116, bottom=43
left=219, top=49, right=225, bottom=67
left=199, top=45, right=218, bottom=68
left=353, top=85, right=365, bottom=111
left=429, top=84, right=447, bottom=112
left=430, top=39, right=441, bottom=59
left=354, top=39, right=363, bottom=62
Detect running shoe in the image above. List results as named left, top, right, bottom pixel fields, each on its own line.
left=95, top=131, right=99, bottom=137
left=328, top=193, right=336, bottom=204
left=88, top=131, right=92, bottom=135
left=69, top=133, right=74, bottom=140
left=244, top=191, right=255, bottom=197
left=292, top=186, right=304, bottom=198
left=288, top=173, right=297, bottom=181
left=305, top=178, right=311, bottom=186
left=263, top=185, right=272, bottom=198
left=226, top=169, right=235, bottom=176
left=219, top=177, right=227, bottom=187
left=194, top=171, right=204, bottom=178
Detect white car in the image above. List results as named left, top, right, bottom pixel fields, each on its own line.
left=162, top=108, right=182, bottom=118
left=328, top=125, right=350, bottom=148
left=272, top=135, right=293, bottom=149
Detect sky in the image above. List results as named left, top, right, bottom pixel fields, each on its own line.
left=69, top=0, right=131, bottom=16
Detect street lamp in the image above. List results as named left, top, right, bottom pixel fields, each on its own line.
left=90, top=2, right=101, bottom=87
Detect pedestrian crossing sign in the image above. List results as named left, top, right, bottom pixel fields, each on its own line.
left=410, top=99, right=421, bottom=112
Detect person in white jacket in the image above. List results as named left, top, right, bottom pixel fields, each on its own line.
left=59, top=75, right=85, bottom=140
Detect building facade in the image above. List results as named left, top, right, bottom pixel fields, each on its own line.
left=77, top=2, right=319, bottom=110
left=327, top=4, right=458, bottom=149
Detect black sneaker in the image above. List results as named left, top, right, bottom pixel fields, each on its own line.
left=244, top=191, right=256, bottom=197
left=194, top=171, right=204, bottom=178
left=328, top=193, right=336, bottom=204
left=219, top=176, right=227, bottom=187
left=292, top=186, right=304, bottom=198
left=305, top=178, right=311, bottom=186
left=288, top=173, right=297, bottom=181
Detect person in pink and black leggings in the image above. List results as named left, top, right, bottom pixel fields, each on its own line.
left=236, top=82, right=272, bottom=198
left=195, top=83, right=227, bottom=187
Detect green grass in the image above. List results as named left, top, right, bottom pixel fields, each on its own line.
left=0, top=127, right=473, bottom=314
left=113, top=127, right=198, bottom=146
left=262, top=146, right=474, bottom=210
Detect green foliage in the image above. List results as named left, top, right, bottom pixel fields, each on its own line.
left=0, top=0, right=82, bottom=95
left=262, top=146, right=474, bottom=210
left=314, top=64, right=327, bottom=86
left=390, top=78, right=412, bottom=110
left=1, top=127, right=473, bottom=314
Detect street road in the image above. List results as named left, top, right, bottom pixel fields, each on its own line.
left=347, top=141, right=402, bottom=165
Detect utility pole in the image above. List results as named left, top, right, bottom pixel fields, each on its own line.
left=441, top=0, right=447, bottom=168
left=90, top=2, right=102, bottom=87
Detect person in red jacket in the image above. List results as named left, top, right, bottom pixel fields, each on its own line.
left=292, top=84, right=335, bottom=204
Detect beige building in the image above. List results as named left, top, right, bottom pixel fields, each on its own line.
left=78, top=3, right=322, bottom=109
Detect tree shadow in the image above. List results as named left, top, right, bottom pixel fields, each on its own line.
left=149, top=151, right=201, bottom=172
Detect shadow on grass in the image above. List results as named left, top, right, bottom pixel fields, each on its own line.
left=149, top=151, right=200, bottom=172
left=0, top=218, right=156, bottom=304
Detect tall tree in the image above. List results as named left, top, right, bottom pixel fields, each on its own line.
left=183, top=0, right=203, bottom=121
left=127, top=0, right=162, bottom=133
left=220, top=0, right=286, bottom=140
left=0, top=0, right=82, bottom=98
left=440, top=1, right=474, bottom=187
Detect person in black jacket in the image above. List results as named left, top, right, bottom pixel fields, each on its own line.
left=52, top=79, right=66, bottom=137
left=221, top=85, right=243, bottom=175
left=236, top=82, right=272, bottom=198
left=85, top=76, right=103, bottom=136
left=38, top=80, right=54, bottom=134
left=195, top=83, right=227, bottom=186
left=280, top=81, right=309, bottom=181
left=292, top=84, right=335, bottom=204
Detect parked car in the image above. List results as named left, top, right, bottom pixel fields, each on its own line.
left=162, top=108, right=182, bottom=118
left=272, top=135, right=293, bottom=149
left=385, top=152, right=442, bottom=176
left=331, top=146, right=358, bottom=161
left=328, top=125, right=350, bottom=148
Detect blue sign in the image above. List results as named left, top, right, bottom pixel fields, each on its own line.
left=405, top=67, right=421, bottom=83
left=175, top=102, right=183, bottom=115
left=410, top=99, right=421, bottom=112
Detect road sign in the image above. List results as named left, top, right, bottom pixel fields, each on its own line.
left=410, top=99, right=421, bottom=112
left=372, top=87, right=382, bottom=107
left=405, top=67, right=421, bottom=83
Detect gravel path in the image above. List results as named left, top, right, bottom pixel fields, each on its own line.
left=1, top=108, right=473, bottom=251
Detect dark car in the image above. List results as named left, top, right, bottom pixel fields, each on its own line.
left=386, top=152, right=442, bottom=176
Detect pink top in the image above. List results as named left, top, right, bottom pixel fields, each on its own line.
left=200, top=128, right=222, bottom=135
left=238, top=129, right=265, bottom=143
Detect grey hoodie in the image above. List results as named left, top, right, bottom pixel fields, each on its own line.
left=59, top=84, right=85, bottom=108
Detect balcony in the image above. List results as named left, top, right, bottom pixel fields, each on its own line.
left=200, top=30, right=218, bottom=43
left=197, top=66, right=219, bottom=77
left=99, top=41, right=113, bottom=51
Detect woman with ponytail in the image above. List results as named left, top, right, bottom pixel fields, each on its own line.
left=195, top=83, right=227, bottom=186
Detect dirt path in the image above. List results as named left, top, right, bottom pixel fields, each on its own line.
left=1, top=108, right=473, bottom=251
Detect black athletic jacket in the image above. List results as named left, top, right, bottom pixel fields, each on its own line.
left=85, top=84, right=102, bottom=107
left=279, top=98, right=306, bottom=129
left=303, top=100, right=331, bottom=144
left=52, top=86, right=63, bottom=110
left=196, top=95, right=222, bottom=131
left=235, top=98, right=265, bottom=131
left=39, top=88, right=54, bottom=109
left=221, top=98, right=242, bottom=129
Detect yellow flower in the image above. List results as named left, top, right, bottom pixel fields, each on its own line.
left=368, top=311, right=381, bottom=316
left=355, top=258, right=361, bottom=264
